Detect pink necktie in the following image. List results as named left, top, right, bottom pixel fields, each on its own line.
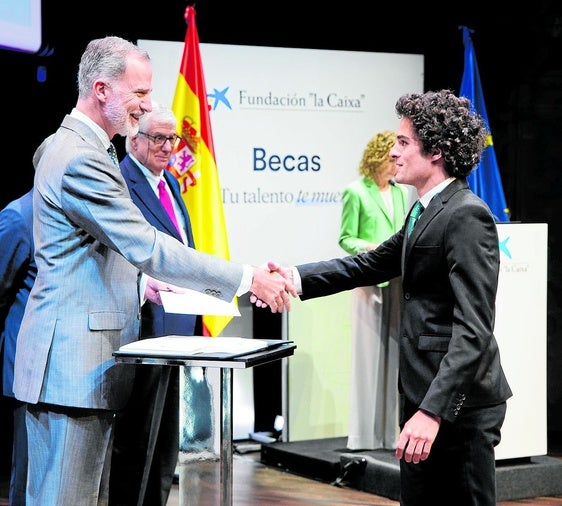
left=158, top=179, right=182, bottom=237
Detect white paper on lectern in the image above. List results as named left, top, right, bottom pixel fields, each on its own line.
left=160, top=289, right=240, bottom=316
left=118, top=336, right=268, bottom=356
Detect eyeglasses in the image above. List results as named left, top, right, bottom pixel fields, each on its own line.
left=138, top=131, right=179, bottom=147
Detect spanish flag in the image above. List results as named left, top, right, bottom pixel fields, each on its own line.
left=168, top=6, right=234, bottom=336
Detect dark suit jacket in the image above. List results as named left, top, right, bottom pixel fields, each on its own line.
left=297, top=178, right=512, bottom=423
left=0, top=190, right=35, bottom=397
left=120, top=154, right=198, bottom=337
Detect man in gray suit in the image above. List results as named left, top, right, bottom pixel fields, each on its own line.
left=260, top=90, right=512, bottom=506
left=13, top=36, right=295, bottom=506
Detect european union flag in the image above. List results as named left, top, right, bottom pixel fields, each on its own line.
left=459, top=26, right=510, bottom=222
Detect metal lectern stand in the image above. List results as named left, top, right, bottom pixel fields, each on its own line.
left=114, top=340, right=296, bottom=506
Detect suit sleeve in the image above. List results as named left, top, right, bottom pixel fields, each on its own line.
left=60, top=150, right=243, bottom=301
left=298, top=231, right=403, bottom=300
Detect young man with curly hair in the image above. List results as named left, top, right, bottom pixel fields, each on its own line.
left=258, top=89, right=512, bottom=506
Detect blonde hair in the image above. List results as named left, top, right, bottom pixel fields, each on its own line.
left=358, top=130, right=397, bottom=180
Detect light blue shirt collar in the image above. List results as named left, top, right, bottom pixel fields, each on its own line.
left=419, top=177, right=456, bottom=208
left=70, top=108, right=112, bottom=150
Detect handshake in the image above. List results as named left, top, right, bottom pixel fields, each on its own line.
left=145, top=261, right=297, bottom=314
left=249, top=261, right=297, bottom=313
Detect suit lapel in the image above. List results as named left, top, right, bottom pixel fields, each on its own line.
left=122, top=156, right=184, bottom=242
left=401, top=178, right=468, bottom=269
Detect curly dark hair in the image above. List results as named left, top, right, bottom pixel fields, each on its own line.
left=395, top=89, right=488, bottom=178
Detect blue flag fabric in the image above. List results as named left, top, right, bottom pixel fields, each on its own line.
left=460, top=26, right=510, bottom=222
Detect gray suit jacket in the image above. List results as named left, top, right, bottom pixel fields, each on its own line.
left=297, top=178, right=512, bottom=423
left=14, top=115, right=243, bottom=409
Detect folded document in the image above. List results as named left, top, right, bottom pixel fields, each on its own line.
left=160, top=289, right=240, bottom=317
left=117, top=335, right=282, bottom=358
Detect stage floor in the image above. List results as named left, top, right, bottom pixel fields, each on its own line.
left=261, top=437, right=562, bottom=502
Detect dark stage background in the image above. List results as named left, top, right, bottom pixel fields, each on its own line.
left=1, top=1, right=561, bottom=448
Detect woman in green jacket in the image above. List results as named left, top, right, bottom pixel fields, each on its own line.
left=339, top=130, right=412, bottom=450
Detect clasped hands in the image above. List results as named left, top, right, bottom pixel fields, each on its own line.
left=250, top=260, right=296, bottom=313
left=144, top=260, right=295, bottom=313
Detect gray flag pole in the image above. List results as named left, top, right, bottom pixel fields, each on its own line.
left=281, top=309, right=289, bottom=442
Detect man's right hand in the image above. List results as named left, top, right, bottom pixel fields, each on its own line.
left=250, top=263, right=296, bottom=313
left=250, top=261, right=295, bottom=311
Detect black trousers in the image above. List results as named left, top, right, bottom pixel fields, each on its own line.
left=399, top=398, right=507, bottom=506
left=109, top=365, right=179, bottom=506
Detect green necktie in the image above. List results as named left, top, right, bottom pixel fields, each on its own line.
left=407, top=201, right=424, bottom=237
left=107, top=143, right=119, bottom=166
